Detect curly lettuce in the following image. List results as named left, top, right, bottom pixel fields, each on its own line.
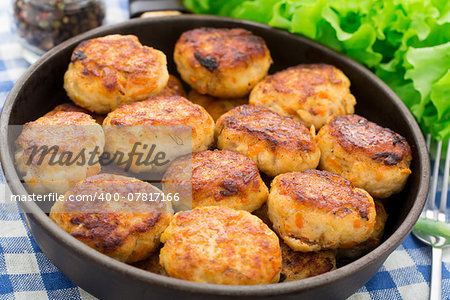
left=184, top=0, right=450, bottom=142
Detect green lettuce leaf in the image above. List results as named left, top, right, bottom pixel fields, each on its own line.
left=184, top=0, right=450, bottom=142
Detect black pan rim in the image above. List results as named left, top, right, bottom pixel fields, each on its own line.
left=0, top=14, right=430, bottom=296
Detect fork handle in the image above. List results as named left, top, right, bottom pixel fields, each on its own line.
left=430, top=247, right=442, bottom=300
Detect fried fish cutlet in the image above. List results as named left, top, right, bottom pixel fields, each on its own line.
left=159, top=206, right=281, bottom=285
left=103, top=96, right=215, bottom=173
left=64, top=34, right=168, bottom=114
left=215, top=105, right=320, bottom=177
left=15, top=111, right=104, bottom=195
left=249, top=64, right=356, bottom=129
left=317, top=114, right=412, bottom=198
left=50, top=173, right=173, bottom=263
left=162, top=150, right=268, bottom=212
left=268, top=170, right=376, bottom=252
left=174, top=27, right=272, bottom=98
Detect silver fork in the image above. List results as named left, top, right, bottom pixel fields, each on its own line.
left=412, top=136, right=450, bottom=300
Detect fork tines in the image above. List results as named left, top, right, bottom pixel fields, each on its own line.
left=424, top=135, right=450, bottom=222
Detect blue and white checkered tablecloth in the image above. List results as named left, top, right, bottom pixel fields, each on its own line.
left=0, top=1, right=449, bottom=299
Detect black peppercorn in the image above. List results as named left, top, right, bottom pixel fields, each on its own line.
left=13, top=0, right=105, bottom=54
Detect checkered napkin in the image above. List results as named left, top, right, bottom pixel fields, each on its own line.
left=0, top=1, right=449, bottom=299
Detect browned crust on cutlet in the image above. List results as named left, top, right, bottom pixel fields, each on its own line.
left=251, top=205, right=336, bottom=281
left=192, top=150, right=260, bottom=199
left=161, top=206, right=281, bottom=284
left=176, top=28, right=269, bottom=72
left=275, top=170, right=374, bottom=220
left=157, top=75, right=186, bottom=98
left=70, top=35, right=161, bottom=94
left=336, top=200, right=388, bottom=259
left=261, top=64, right=345, bottom=101
left=44, top=103, right=105, bottom=124
left=30, top=111, right=96, bottom=126
left=328, top=115, right=412, bottom=166
left=68, top=212, right=161, bottom=252
left=103, top=96, right=205, bottom=126
left=53, top=174, right=166, bottom=253
left=188, top=90, right=248, bottom=121
left=280, top=242, right=335, bottom=282
left=44, top=103, right=90, bottom=116
left=165, top=150, right=262, bottom=202
left=216, top=105, right=315, bottom=151
left=16, top=112, right=99, bottom=166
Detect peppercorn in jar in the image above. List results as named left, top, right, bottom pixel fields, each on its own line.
left=13, top=0, right=105, bottom=55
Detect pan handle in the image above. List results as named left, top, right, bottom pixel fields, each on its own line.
left=129, top=0, right=188, bottom=18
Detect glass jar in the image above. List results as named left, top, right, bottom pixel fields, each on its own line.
left=13, top=0, right=105, bottom=55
